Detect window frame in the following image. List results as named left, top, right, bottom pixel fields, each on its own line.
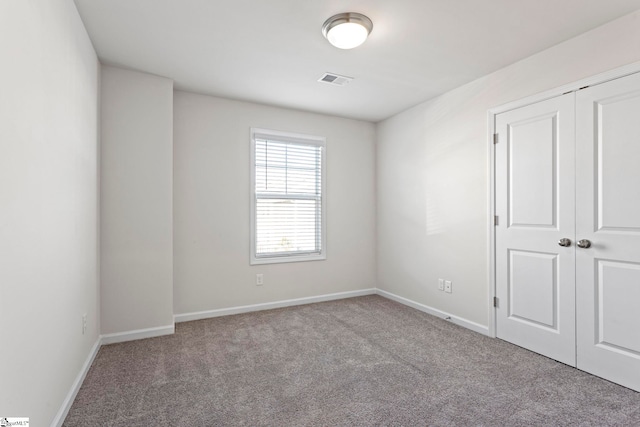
left=250, top=127, right=327, bottom=265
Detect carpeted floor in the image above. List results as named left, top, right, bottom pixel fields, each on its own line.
left=64, top=295, right=640, bottom=426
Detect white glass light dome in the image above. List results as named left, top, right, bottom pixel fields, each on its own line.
left=322, top=13, right=373, bottom=50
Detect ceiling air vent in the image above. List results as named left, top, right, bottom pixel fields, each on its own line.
left=318, top=72, right=353, bottom=86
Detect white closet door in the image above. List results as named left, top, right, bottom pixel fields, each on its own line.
left=576, top=73, right=640, bottom=391
left=495, top=93, right=576, bottom=366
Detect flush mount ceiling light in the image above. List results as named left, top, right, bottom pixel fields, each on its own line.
left=322, top=12, right=373, bottom=49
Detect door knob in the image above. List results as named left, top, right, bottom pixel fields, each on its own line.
left=577, top=239, right=592, bottom=249
left=558, top=238, right=572, bottom=247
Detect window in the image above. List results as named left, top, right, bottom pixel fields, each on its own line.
left=250, top=128, right=326, bottom=264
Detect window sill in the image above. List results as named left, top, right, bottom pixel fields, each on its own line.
left=250, top=253, right=326, bottom=265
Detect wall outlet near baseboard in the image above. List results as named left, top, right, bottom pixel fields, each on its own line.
left=444, top=281, right=452, bottom=293
left=82, top=313, right=87, bottom=334
left=256, top=274, right=263, bottom=286
left=438, top=279, right=444, bottom=291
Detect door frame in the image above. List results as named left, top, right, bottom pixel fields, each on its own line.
left=487, top=60, right=640, bottom=338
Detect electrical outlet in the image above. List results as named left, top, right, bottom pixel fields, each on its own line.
left=82, top=314, right=87, bottom=335
left=256, top=273, right=263, bottom=286
left=438, top=279, right=444, bottom=291
left=444, top=280, right=452, bottom=293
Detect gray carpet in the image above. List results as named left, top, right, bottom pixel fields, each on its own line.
left=64, top=295, right=640, bottom=426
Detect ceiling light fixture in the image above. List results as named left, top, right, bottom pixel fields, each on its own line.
left=322, top=12, right=373, bottom=50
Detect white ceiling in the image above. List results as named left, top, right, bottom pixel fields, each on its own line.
left=74, top=0, right=640, bottom=122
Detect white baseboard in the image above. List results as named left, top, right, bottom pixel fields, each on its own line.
left=376, top=289, right=489, bottom=336
left=174, top=288, right=377, bottom=323
left=100, top=324, right=175, bottom=345
left=51, top=338, right=101, bottom=427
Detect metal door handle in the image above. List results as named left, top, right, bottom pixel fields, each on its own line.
left=577, top=239, right=592, bottom=249
left=558, top=238, right=572, bottom=247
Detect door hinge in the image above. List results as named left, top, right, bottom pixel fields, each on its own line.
left=493, top=297, right=499, bottom=308
left=494, top=215, right=499, bottom=226
left=493, top=133, right=499, bottom=144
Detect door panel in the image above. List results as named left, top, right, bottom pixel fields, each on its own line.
left=597, top=92, right=640, bottom=231
left=509, top=250, right=558, bottom=330
left=495, top=93, right=576, bottom=366
left=576, top=73, right=640, bottom=392
left=596, top=260, right=640, bottom=355
left=509, top=113, right=558, bottom=228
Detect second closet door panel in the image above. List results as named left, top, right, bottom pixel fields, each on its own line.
left=576, top=72, right=640, bottom=392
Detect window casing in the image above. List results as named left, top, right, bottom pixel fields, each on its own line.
left=250, top=128, right=326, bottom=264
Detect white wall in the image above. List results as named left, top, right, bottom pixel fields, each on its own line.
left=173, top=92, right=376, bottom=315
left=377, top=10, right=640, bottom=326
left=100, top=66, right=174, bottom=334
left=0, top=1, right=99, bottom=424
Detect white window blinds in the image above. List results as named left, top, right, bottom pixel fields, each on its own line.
left=251, top=129, right=326, bottom=264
